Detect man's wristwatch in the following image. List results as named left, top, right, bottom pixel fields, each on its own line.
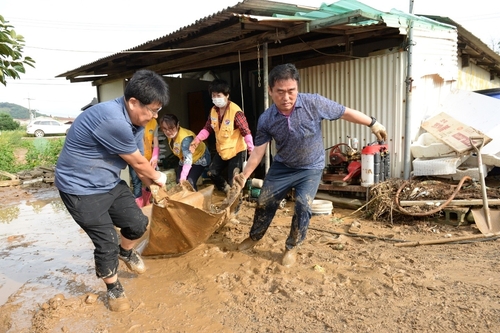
left=368, top=116, right=376, bottom=127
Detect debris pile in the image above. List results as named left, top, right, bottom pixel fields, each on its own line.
left=365, top=176, right=500, bottom=224
left=0, top=167, right=55, bottom=188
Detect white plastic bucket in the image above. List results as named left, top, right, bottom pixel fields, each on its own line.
left=311, top=200, right=333, bottom=215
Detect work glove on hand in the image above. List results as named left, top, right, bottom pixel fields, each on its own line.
left=153, top=171, right=167, bottom=187
left=370, top=121, right=387, bottom=142
left=234, top=173, right=247, bottom=188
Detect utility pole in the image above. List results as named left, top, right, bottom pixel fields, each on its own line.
left=25, top=97, right=35, bottom=120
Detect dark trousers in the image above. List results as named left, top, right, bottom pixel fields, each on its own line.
left=208, top=151, right=244, bottom=191
left=59, top=180, right=148, bottom=279
left=176, top=164, right=206, bottom=191
left=248, top=161, right=323, bottom=250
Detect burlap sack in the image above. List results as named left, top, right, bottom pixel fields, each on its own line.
left=136, top=181, right=240, bottom=257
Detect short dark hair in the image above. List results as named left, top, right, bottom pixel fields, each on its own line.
left=268, top=63, right=300, bottom=89
left=208, top=79, right=230, bottom=96
left=124, top=69, right=170, bottom=107
left=160, top=113, right=179, bottom=128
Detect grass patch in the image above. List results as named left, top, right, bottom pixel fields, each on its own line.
left=0, top=129, right=65, bottom=173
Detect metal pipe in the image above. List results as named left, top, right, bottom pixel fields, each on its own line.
left=263, top=42, right=270, bottom=174
left=403, top=0, right=415, bottom=179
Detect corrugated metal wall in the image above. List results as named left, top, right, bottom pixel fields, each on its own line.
left=299, top=52, right=407, bottom=178
left=411, top=28, right=458, bottom=82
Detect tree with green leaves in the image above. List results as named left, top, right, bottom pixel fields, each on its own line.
left=0, top=112, right=20, bottom=130
left=0, top=15, right=35, bottom=86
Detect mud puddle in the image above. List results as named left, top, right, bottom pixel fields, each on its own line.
left=0, top=187, right=100, bottom=331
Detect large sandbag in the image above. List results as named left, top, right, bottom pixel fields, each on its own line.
left=135, top=181, right=240, bottom=257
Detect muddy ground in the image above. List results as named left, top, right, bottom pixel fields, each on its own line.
left=1, top=183, right=500, bottom=333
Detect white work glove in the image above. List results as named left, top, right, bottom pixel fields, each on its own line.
left=233, top=173, right=247, bottom=188
left=370, top=120, right=387, bottom=142
left=153, top=171, right=167, bottom=187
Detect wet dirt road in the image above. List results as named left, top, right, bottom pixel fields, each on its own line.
left=0, top=187, right=101, bottom=331
left=2, top=185, right=500, bottom=333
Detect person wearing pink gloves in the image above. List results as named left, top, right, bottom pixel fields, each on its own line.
left=129, top=117, right=160, bottom=207
left=189, top=79, right=254, bottom=193
left=160, top=114, right=210, bottom=190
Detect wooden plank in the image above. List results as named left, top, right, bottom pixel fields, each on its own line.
left=0, top=170, right=20, bottom=186
left=0, top=170, right=19, bottom=180
left=315, top=191, right=364, bottom=210
left=400, top=199, right=500, bottom=206
left=0, top=179, right=21, bottom=187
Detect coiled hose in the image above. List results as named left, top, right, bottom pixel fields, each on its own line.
left=394, top=176, right=472, bottom=216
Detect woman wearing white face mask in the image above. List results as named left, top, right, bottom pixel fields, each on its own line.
left=190, top=79, right=254, bottom=193
left=160, top=114, right=211, bottom=191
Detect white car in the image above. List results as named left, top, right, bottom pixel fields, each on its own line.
left=26, top=119, right=72, bottom=137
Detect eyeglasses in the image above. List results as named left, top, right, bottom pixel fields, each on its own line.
left=162, top=126, right=177, bottom=133
left=142, top=103, right=162, bottom=116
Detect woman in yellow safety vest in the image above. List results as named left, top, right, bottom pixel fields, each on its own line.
left=189, top=79, right=254, bottom=193
left=160, top=114, right=211, bottom=190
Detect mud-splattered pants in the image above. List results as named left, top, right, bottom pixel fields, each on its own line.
left=59, top=180, right=148, bottom=279
left=248, top=161, right=323, bottom=250
left=208, top=150, right=245, bottom=191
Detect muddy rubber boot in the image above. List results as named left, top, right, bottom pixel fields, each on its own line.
left=237, top=237, right=259, bottom=251
left=107, top=284, right=130, bottom=312
left=141, top=188, right=152, bottom=206
left=282, top=248, right=297, bottom=267
left=119, top=248, right=146, bottom=274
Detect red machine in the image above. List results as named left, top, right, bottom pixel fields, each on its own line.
left=319, top=137, right=390, bottom=196
left=324, top=139, right=361, bottom=184
left=360, top=142, right=390, bottom=187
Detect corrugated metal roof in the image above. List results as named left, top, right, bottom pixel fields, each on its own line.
left=57, top=0, right=500, bottom=84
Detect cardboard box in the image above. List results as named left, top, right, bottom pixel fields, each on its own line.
left=421, top=112, right=491, bottom=154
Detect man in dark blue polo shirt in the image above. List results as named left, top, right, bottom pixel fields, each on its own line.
left=235, top=63, right=387, bottom=267
left=55, top=69, right=169, bottom=312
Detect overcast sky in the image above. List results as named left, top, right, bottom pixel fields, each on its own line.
left=1, top=0, right=498, bottom=118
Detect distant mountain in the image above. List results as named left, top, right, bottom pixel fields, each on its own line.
left=0, top=102, right=49, bottom=119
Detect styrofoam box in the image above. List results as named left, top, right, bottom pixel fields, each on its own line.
left=482, top=153, right=500, bottom=168
left=412, top=155, right=469, bottom=176
left=437, top=165, right=489, bottom=181
left=410, top=132, right=458, bottom=158
left=446, top=155, right=492, bottom=181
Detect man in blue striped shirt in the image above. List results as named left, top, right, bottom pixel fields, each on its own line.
left=235, top=63, right=387, bottom=267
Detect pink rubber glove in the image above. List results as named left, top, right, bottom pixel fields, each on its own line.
left=196, top=129, right=210, bottom=141
left=150, top=146, right=160, bottom=167
left=244, top=134, right=254, bottom=153
left=180, top=164, right=192, bottom=181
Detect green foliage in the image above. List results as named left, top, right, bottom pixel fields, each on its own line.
left=0, top=113, right=20, bottom=130
left=0, top=129, right=63, bottom=173
left=0, top=102, right=30, bottom=119
left=0, top=143, right=16, bottom=172
left=0, top=128, right=25, bottom=146
left=0, top=129, right=26, bottom=172
left=0, top=15, right=36, bottom=86
left=24, top=137, right=65, bottom=169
